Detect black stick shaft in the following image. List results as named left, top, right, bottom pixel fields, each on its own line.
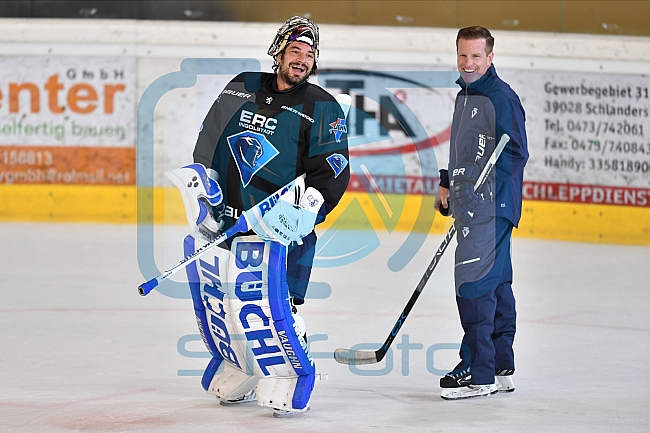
left=370, top=134, right=510, bottom=364
left=375, top=225, right=457, bottom=362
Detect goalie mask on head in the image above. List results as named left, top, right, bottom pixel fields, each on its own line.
left=268, top=16, right=320, bottom=76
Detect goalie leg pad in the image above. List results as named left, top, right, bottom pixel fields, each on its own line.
left=185, top=235, right=245, bottom=368
left=184, top=233, right=316, bottom=411
left=201, top=356, right=224, bottom=391
left=256, top=373, right=315, bottom=412
left=206, top=361, right=260, bottom=402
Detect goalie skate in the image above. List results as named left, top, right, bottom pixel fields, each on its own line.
left=218, top=388, right=257, bottom=406
left=271, top=407, right=310, bottom=418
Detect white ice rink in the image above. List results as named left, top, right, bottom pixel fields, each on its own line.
left=1, top=222, right=649, bottom=432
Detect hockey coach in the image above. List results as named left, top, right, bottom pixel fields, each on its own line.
left=435, top=26, right=529, bottom=400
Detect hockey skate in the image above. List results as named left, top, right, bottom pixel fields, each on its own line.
left=441, top=383, right=498, bottom=400
left=495, top=369, right=515, bottom=393
left=218, top=388, right=257, bottom=406
left=439, top=361, right=471, bottom=388
left=271, top=407, right=310, bottom=418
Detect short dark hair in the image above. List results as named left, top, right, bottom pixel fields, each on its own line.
left=456, top=26, right=494, bottom=54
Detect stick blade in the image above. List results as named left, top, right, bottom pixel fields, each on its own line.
left=334, top=348, right=379, bottom=365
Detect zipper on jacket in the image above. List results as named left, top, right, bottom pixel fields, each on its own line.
left=452, top=87, right=469, bottom=156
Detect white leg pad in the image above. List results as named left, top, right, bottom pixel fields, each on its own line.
left=256, top=377, right=310, bottom=413
left=206, top=362, right=259, bottom=401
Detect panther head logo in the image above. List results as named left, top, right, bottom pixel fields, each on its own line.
left=236, top=135, right=264, bottom=168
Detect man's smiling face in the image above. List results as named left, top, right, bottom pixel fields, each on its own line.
left=456, top=38, right=493, bottom=84
left=276, top=41, right=315, bottom=90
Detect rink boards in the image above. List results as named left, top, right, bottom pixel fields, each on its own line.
left=1, top=184, right=648, bottom=245
left=1, top=19, right=649, bottom=245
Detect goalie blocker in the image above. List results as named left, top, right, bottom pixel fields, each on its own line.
left=166, top=163, right=224, bottom=241
left=184, top=233, right=315, bottom=416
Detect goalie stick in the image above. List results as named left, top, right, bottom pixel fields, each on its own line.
left=138, top=176, right=303, bottom=296
left=334, top=133, right=510, bottom=365
left=139, top=94, right=351, bottom=296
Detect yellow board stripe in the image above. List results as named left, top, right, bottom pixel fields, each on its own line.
left=0, top=185, right=648, bottom=245
left=0, top=184, right=138, bottom=223
left=517, top=201, right=650, bottom=245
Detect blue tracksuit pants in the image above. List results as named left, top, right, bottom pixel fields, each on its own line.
left=455, top=216, right=516, bottom=385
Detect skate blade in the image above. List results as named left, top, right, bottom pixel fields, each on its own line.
left=272, top=407, right=310, bottom=418
left=496, top=375, right=515, bottom=393
left=219, top=399, right=257, bottom=406
left=440, top=387, right=498, bottom=400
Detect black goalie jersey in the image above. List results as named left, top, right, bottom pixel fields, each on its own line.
left=193, top=72, right=350, bottom=231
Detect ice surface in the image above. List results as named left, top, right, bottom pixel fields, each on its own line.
left=1, top=222, right=648, bottom=432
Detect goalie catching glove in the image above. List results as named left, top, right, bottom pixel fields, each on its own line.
left=165, top=163, right=224, bottom=241
left=250, top=178, right=324, bottom=246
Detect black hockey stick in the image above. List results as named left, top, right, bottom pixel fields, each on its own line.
left=334, top=133, right=510, bottom=365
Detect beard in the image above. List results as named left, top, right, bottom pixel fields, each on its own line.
left=277, top=61, right=311, bottom=88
